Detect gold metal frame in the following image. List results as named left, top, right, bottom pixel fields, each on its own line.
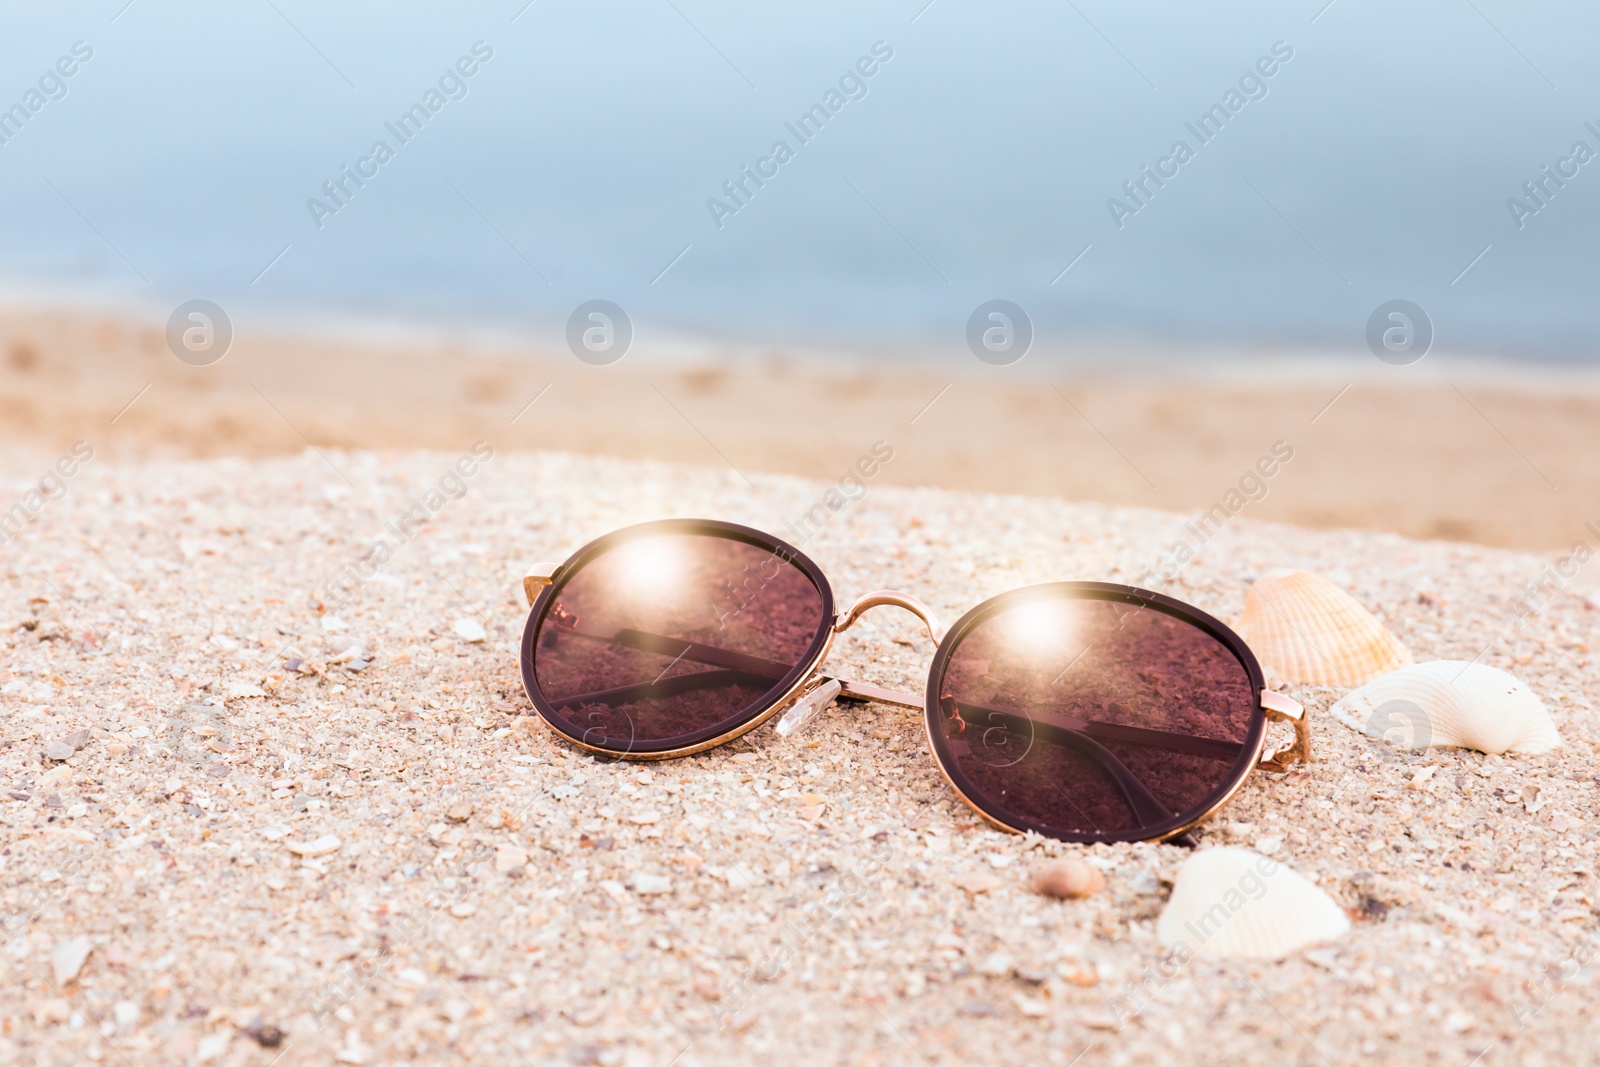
left=518, top=536, right=1311, bottom=842
left=834, top=590, right=944, bottom=644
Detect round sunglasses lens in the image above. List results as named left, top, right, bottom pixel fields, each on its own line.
left=528, top=532, right=828, bottom=752
left=931, top=593, right=1256, bottom=840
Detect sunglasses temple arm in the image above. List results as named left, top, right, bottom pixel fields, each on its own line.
left=545, top=627, right=928, bottom=712
left=549, top=626, right=1269, bottom=770
left=952, top=699, right=1245, bottom=763
left=555, top=625, right=795, bottom=679
left=543, top=627, right=1200, bottom=828
left=1057, top=730, right=1175, bottom=828
left=544, top=669, right=773, bottom=710
left=834, top=679, right=924, bottom=710
left=833, top=686, right=1171, bottom=829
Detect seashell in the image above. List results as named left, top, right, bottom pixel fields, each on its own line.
left=1030, top=857, right=1105, bottom=899
left=1157, top=847, right=1349, bottom=960
left=1328, top=660, right=1561, bottom=755
left=1232, top=569, right=1412, bottom=686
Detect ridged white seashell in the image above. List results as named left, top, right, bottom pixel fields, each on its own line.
left=1157, top=847, right=1350, bottom=960
left=1328, top=660, right=1561, bottom=755
left=1232, top=569, right=1412, bottom=686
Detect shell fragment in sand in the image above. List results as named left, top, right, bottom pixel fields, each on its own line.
left=51, top=938, right=93, bottom=985
left=1328, top=660, right=1560, bottom=755
left=286, top=834, right=342, bottom=858
left=1157, top=847, right=1349, bottom=960
left=1232, top=569, right=1411, bottom=686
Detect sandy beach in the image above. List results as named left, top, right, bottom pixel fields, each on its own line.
left=2, top=444, right=1596, bottom=1066
left=3, top=306, right=1599, bottom=553
left=5, top=1, right=1598, bottom=1061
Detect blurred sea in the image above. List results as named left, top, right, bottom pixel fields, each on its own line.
left=1, top=0, right=1597, bottom=363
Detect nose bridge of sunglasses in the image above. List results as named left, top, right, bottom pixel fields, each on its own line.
left=833, top=590, right=944, bottom=644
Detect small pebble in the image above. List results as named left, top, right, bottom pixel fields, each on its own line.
left=50, top=937, right=92, bottom=985
left=251, top=1024, right=285, bottom=1048
left=453, top=617, right=487, bottom=643
left=112, top=1000, right=140, bottom=1031
left=45, top=741, right=74, bottom=761
left=1061, top=966, right=1100, bottom=987
left=1030, top=857, right=1106, bottom=900
left=631, top=873, right=673, bottom=895
left=446, top=801, right=473, bottom=823
left=976, top=952, right=1012, bottom=977
left=1014, top=994, right=1049, bottom=1018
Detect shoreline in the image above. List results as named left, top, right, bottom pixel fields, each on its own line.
left=3, top=303, right=1599, bottom=553
left=3, top=290, right=1598, bottom=384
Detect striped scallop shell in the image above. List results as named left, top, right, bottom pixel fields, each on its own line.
left=1232, top=569, right=1412, bottom=686
left=1328, top=660, right=1561, bottom=755
left=1157, top=847, right=1350, bottom=961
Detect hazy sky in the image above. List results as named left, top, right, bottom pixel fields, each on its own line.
left=1, top=1, right=1596, bottom=358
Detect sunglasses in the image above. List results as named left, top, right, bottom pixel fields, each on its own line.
left=516, top=519, right=1308, bottom=845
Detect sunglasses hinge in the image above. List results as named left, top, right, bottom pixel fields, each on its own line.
left=523, top=561, right=561, bottom=606
left=1257, top=690, right=1311, bottom=773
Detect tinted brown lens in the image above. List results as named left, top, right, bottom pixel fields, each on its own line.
left=932, top=593, right=1256, bottom=840
left=528, top=532, right=827, bottom=752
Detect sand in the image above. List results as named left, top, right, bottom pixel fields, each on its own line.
left=5, top=305, right=1600, bottom=553
left=2, top=446, right=1596, bottom=1066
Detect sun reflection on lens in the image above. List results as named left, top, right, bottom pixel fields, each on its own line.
left=1000, top=597, right=1081, bottom=664
left=605, top=536, right=685, bottom=605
